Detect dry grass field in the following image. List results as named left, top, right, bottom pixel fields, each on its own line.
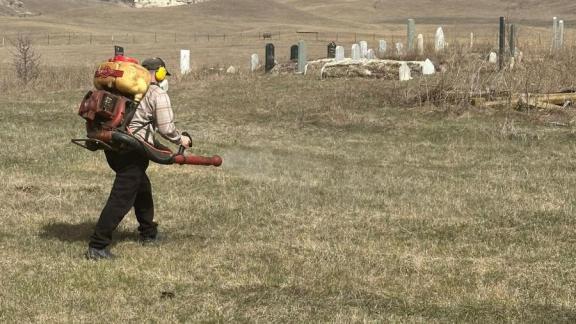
left=2, top=0, right=576, bottom=322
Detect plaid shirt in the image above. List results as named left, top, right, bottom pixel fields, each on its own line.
left=128, top=84, right=181, bottom=146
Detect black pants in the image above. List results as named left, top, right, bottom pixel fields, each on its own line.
left=89, top=150, right=157, bottom=249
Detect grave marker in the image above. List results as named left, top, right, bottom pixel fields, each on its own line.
left=327, top=42, right=337, bottom=58
left=435, top=27, right=445, bottom=52
left=250, top=54, right=259, bottom=72
left=351, top=44, right=361, bottom=60
left=335, top=46, right=345, bottom=61
left=378, top=40, right=387, bottom=55
left=290, top=45, right=298, bottom=61
left=265, top=43, right=275, bottom=73
left=298, top=40, right=307, bottom=73
left=359, top=41, right=368, bottom=58
left=180, top=49, right=190, bottom=74
left=399, top=62, right=412, bottom=81
left=422, top=59, right=435, bottom=75
left=417, top=34, right=424, bottom=55
left=407, top=19, right=416, bottom=51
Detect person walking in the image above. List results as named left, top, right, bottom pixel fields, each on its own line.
left=86, top=57, right=191, bottom=260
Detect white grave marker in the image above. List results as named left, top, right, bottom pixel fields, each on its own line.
left=351, top=44, right=361, bottom=60
left=435, top=27, right=445, bottom=52
left=488, top=52, right=497, bottom=64
left=417, top=34, right=424, bottom=55
left=399, top=62, right=412, bottom=81
left=180, top=49, right=191, bottom=74
left=250, top=54, right=259, bottom=72
left=335, top=46, right=345, bottom=61
left=395, top=42, right=404, bottom=55
left=359, top=41, right=368, bottom=58
left=378, top=40, right=387, bottom=55
left=422, top=59, right=435, bottom=75
left=366, top=49, right=375, bottom=59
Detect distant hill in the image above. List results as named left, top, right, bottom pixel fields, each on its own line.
left=0, top=0, right=574, bottom=34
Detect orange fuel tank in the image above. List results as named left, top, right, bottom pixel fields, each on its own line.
left=93, top=56, right=151, bottom=102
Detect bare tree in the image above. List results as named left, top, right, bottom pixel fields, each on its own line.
left=10, top=34, right=41, bottom=85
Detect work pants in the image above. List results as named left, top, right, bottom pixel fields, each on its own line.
left=89, top=149, right=157, bottom=249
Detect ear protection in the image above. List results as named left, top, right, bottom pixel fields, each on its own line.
left=155, top=66, right=167, bottom=82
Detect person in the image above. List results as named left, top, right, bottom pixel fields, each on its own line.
left=86, top=57, right=191, bottom=260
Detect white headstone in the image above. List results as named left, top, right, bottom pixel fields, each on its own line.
left=395, top=42, right=404, bottom=55
left=378, top=40, right=387, bottom=54
left=335, top=46, right=345, bottom=61
left=553, top=17, right=558, bottom=50
left=250, top=54, right=259, bottom=72
left=366, top=49, right=375, bottom=59
left=399, top=62, right=412, bottom=81
left=351, top=44, right=361, bottom=60
left=180, top=49, right=191, bottom=74
left=559, top=20, right=565, bottom=48
left=359, top=41, right=368, bottom=58
left=422, top=59, right=435, bottom=75
left=417, top=34, right=424, bottom=55
left=360, top=41, right=369, bottom=58
left=226, top=66, right=237, bottom=74
left=435, top=27, right=445, bottom=52
left=488, top=52, right=497, bottom=64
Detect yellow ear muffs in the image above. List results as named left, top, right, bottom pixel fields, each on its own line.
left=155, top=66, right=167, bottom=82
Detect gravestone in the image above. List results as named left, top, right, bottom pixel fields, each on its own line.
left=351, top=44, right=361, bottom=60
left=422, top=59, right=435, bottom=75
left=298, top=40, right=307, bottom=73
left=180, top=49, right=191, bottom=74
left=417, top=34, right=424, bottom=55
left=407, top=19, right=416, bottom=51
left=265, top=43, right=275, bottom=73
left=559, top=20, right=565, bottom=48
left=488, top=52, right=497, bottom=64
left=359, top=41, right=368, bottom=58
left=378, top=40, right=387, bottom=55
left=399, top=62, right=412, bottom=81
left=435, top=27, right=445, bottom=52
left=250, top=54, right=259, bottom=72
left=335, top=46, right=345, bottom=61
left=290, top=45, right=298, bottom=61
left=366, top=49, right=375, bottom=59
left=327, top=42, right=337, bottom=58
left=395, top=42, right=404, bottom=55
left=552, top=17, right=558, bottom=50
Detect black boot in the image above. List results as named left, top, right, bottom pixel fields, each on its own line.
left=85, top=247, right=116, bottom=260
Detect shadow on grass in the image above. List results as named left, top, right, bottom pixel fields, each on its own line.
left=40, top=221, right=137, bottom=244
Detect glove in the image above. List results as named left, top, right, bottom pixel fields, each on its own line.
left=180, top=134, right=192, bottom=148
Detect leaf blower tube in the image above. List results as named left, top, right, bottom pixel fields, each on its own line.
left=87, top=129, right=222, bottom=167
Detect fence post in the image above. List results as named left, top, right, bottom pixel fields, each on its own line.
left=47, top=34, right=50, bottom=45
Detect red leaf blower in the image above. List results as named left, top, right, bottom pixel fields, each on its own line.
left=72, top=89, right=222, bottom=167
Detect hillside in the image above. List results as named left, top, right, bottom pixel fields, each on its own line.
left=0, top=0, right=574, bottom=34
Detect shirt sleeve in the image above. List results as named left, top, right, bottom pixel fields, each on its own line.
left=153, top=91, right=181, bottom=145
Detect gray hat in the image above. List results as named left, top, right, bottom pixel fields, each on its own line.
left=141, top=57, right=171, bottom=75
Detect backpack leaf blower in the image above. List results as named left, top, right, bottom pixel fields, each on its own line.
left=71, top=53, right=222, bottom=167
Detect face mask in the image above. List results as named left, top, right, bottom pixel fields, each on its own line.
left=158, top=79, right=169, bottom=92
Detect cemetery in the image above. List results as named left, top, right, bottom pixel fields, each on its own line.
left=2, top=1, right=576, bottom=322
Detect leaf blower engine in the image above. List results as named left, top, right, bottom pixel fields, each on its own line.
left=72, top=54, right=222, bottom=167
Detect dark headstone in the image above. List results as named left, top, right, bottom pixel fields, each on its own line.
left=265, top=43, right=275, bottom=73
left=327, top=42, right=337, bottom=58
left=114, top=45, right=124, bottom=56
left=290, top=45, right=299, bottom=61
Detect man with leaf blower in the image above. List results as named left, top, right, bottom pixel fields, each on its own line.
left=85, top=57, right=191, bottom=260
left=74, top=48, right=222, bottom=260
